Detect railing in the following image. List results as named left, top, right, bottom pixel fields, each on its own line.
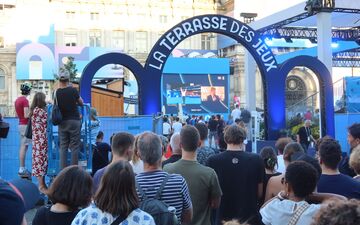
left=286, top=91, right=319, bottom=119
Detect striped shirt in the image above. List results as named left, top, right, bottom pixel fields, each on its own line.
left=135, top=170, right=192, bottom=220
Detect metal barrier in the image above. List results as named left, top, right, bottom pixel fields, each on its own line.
left=0, top=113, right=163, bottom=180
left=47, top=104, right=93, bottom=177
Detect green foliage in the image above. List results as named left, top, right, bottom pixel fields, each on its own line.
left=311, top=126, right=320, bottom=140
left=56, top=56, right=78, bottom=82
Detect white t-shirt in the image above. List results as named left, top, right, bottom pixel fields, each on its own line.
left=260, top=198, right=321, bottom=225
left=231, top=108, right=241, bottom=121
left=130, top=159, right=144, bottom=174
left=172, top=122, right=183, bottom=133
left=277, top=155, right=285, bottom=174
left=163, top=122, right=171, bottom=135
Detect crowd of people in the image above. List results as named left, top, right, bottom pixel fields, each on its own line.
left=1, top=77, right=360, bottom=225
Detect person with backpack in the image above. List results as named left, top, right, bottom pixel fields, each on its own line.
left=135, top=132, right=193, bottom=224
left=72, top=161, right=155, bottom=225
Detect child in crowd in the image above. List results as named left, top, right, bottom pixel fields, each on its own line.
left=130, top=135, right=144, bottom=174
left=260, top=161, right=321, bottom=225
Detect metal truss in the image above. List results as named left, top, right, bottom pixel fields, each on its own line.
left=333, top=51, right=360, bottom=67
left=256, top=13, right=310, bottom=33
left=333, top=60, right=360, bottom=67
left=257, top=7, right=360, bottom=34
left=260, top=27, right=360, bottom=41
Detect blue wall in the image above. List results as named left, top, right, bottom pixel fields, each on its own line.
left=335, top=113, right=360, bottom=154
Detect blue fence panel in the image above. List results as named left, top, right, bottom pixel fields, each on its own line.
left=98, top=116, right=156, bottom=143
left=0, top=118, right=32, bottom=181
left=0, top=116, right=159, bottom=181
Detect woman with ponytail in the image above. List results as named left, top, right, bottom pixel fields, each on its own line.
left=259, top=146, right=281, bottom=205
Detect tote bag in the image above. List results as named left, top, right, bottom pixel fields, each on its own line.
left=51, top=90, right=63, bottom=126
left=24, top=118, right=32, bottom=139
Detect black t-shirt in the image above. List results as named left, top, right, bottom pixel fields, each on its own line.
left=207, top=151, right=265, bottom=225
left=162, top=154, right=182, bottom=168
left=260, top=172, right=281, bottom=205
left=56, top=87, right=80, bottom=120
left=217, top=119, right=225, bottom=136
left=92, top=141, right=111, bottom=176
left=297, top=126, right=311, bottom=145
left=208, top=119, right=219, bottom=132
left=32, top=206, right=79, bottom=225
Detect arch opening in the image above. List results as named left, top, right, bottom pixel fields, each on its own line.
left=280, top=56, right=335, bottom=138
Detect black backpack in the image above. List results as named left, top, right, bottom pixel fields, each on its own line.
left=136, top=174, right=178, bottom=225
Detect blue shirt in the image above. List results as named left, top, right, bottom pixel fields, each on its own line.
left=93, top=166, right=108, bottom=194
left=196, top=146, right=216, bottom=165
left=317, top=174, right=360, bottom=199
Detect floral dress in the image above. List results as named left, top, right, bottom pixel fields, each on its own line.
left=72, top=204, right=155, bottom=225
left=32, top=107, right=48, bottom=177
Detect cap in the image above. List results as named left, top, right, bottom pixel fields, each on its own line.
left=0, top=179, right=40, bottom=217
left=90, top=107, right=98, bottom=120
left=59, top=70, right=70, bottom=81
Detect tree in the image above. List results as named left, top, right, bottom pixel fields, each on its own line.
left=58, top=56, right=78, bottom=82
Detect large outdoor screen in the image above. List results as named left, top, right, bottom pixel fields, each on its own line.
left=162, top=73, right=229, bottom=114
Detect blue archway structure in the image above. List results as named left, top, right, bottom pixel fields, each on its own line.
left=280, top=56, right=335, bottom=137
left=79, top=14, right=335, bottom=140
left=80, top=52, right=145, bottom=110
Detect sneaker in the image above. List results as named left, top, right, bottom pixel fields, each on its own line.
left=18, top=169, right=31, bottom=179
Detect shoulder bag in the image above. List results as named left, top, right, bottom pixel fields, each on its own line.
left=51, top=90, right=62, bottom=126
left=287, top=201, right=310, bottom=225
left=24, top=117, right=32, bottom=139
left=110, top=213, right=127, bottom=225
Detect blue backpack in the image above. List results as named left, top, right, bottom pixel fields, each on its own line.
left=136, top=175, right=178, bottom=225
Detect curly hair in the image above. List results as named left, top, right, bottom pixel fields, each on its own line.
left=285, top=161, right=317, bottom=198
left=312, top=199, right=360, bottom=225
left=350, top=145, right=360, bottom=175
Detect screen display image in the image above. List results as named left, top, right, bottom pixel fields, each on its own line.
left=163, top=73, right=229, bottom=114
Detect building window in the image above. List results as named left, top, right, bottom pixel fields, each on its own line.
left=64, top=32, right=77, bottom=46
left=65, top=11, right=75, bottom=20
left=89, top=30, right=101, bottom=47
left=90, top=12, right=99, bottom=21
left=0, top=68, right=5, bottom=90
left=0, top=36, right=4, bottom=48
left=112, top=30, right=125, bottom=49
left=201, top=34, right=211, bottom=50
left=182, top=38, right=191, bottom=49
left=135, top=31, right=148, bottom=52
left=159, top=15, right=167, bottom=23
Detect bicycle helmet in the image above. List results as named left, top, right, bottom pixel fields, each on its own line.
left=20, top=82, right=32, bottom=95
